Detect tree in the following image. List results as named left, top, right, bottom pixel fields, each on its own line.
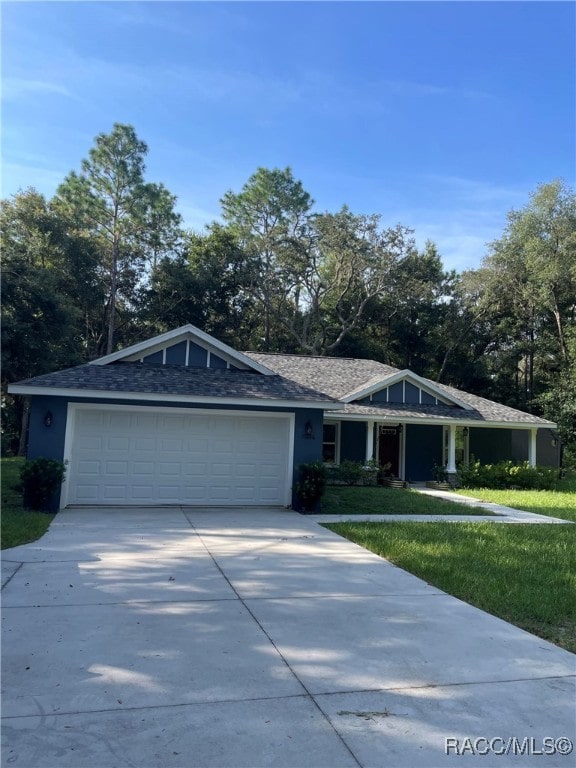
left=354, top=240, right=457, bottom=374
left=284, top=207, right=415, bottom=355
left=536, top=329, right=576, bottom=466
left=141, top=227, right=257, bottom=347
left=55, top=123, right=183, bottom=354
left=463, top=180, right=576, bottom=410
left=1, top=189, right=95, bottom=452
left=221, top=166, right=313, bottom=351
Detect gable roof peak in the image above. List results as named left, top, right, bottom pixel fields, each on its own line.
left=89, top=325, right=275, bottom=376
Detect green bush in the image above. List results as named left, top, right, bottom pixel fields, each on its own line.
left=457, top=458, right=557, bottom=490
left=20, top=457, right=66, bottom=511
left=336, top=460, right=365, bottom=486
left=293, top=462, right=327, bottom=511
left=327, top=459, right=380, bottom=486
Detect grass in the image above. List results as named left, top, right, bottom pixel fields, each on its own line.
left=1, top=457, right=55, bottom=549
left=457, top=476, right=576, bottom=522
left=320, top=485, right=494, bottom=515
left=325, top=520, right=576, bottom=653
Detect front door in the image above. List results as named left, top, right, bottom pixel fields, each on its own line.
left=378, top=427, right=400, bottom=477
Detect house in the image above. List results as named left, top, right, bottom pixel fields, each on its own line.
left=9, top=324, right=558, bottom=510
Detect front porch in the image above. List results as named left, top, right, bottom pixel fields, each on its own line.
left=323, top=420, right=549, bottom=483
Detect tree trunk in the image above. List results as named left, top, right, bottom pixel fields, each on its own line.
left=106, top=238, right=119, bottom=355
left=17, top=398, right=30, bottom=457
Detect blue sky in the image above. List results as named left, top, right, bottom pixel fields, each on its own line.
left=2, top=1, right=574, bottom=271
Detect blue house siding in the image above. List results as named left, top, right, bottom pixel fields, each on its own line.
left=209, top=353, right=228, bottom=369
left=469, top=427, right=559, bottom=468
left=469, top=428, right=513, bottom=464
left=388, top=382, right=403, bottom=402
left=27, top=397, right=69, bottom=511
left=28, top=396, right=68, bottom=463
left=142, top=350, right=163, bottom=364
left=188, top=342, right=208, bottom=367
left=536, top=429, right=561, bottom=468
left=165, top=341, right=187, bottom=365
left=405, top=425, right=443, bottom=481
left=340, top=422, right=367, bottom=462
left=405, top=382, right=420, bottom=404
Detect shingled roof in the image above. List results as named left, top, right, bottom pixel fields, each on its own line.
left=12, top=362, right=339, bottom=406
left=245, top=352, right=555, bottom=426
left=245, top=353, right=399, bottom=400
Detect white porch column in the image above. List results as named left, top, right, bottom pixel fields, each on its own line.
left=365, top=420, right=375, bottom=462
left=528, top=428, right=537, bottom=467
left=446, top=424, right=457, bottom=475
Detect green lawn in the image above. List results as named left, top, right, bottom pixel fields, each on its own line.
left=320, top=485, right=493, bottom=515
left=1, top=457, right=55, bottom=549
left=325, top=520, right=576, bottom=653
left=457, top=477, right=576, bottom=522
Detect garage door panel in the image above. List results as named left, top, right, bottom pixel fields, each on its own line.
left=106, top=461, right=128, bottom=475
left=133, top=462, right=155, bottom=475
left=75, top=485, right=99, bottom=502
left=132, top=486, right=154, bottom=499
left=67, top=409, right=291, bottom=506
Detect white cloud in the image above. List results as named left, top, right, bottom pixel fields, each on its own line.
left=2, top=77, right=72, bottom=101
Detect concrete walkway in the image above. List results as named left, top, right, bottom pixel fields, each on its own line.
left=2, top=507, right=575, bottom=767
left=310, top=486, right=572, bottom=524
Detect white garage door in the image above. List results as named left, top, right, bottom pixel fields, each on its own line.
left=65, top=407, right=293, bottom=506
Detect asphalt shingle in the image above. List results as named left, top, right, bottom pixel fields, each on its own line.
left=15, top=363, right=338, bottom=404
left=245, top=352, right=555, bottom=426
left=245, top=353, right=399, bottom=400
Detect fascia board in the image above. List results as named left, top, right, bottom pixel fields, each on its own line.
left=342, top=369, right=474, bottom=411
left=89, top=324, right=276, bottom=376
left=8, top=384, right=343, bottom=410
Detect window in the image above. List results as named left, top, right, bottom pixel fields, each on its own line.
left=323, top=423, right=338, bottom=463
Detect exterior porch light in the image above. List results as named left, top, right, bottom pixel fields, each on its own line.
left=397, top=424, right=403, bottom=434
left=43, top=411, right=53, bottom=428
left=303, top=420, right=314, bottom=439
left=462, top=427, right=469, bottom=437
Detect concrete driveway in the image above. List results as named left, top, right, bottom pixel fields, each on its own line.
left=2, top=507, right=574, bottom=768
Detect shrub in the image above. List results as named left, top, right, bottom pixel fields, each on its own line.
left=335, top=460, right=365, bottom=486
left=327, top=459, right=380, bottom=486
left=457, top=458, right=558, bottom=490
left=293, top=462, right=327, bottom=511
left=20, top=457, right=66, bottom=511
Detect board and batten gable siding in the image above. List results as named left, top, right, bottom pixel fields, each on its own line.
left=139, top=340, right=242, bottom=370
left=26, top=395, right=325, bottom=509
left=358, top=382, right=449, bottom=406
